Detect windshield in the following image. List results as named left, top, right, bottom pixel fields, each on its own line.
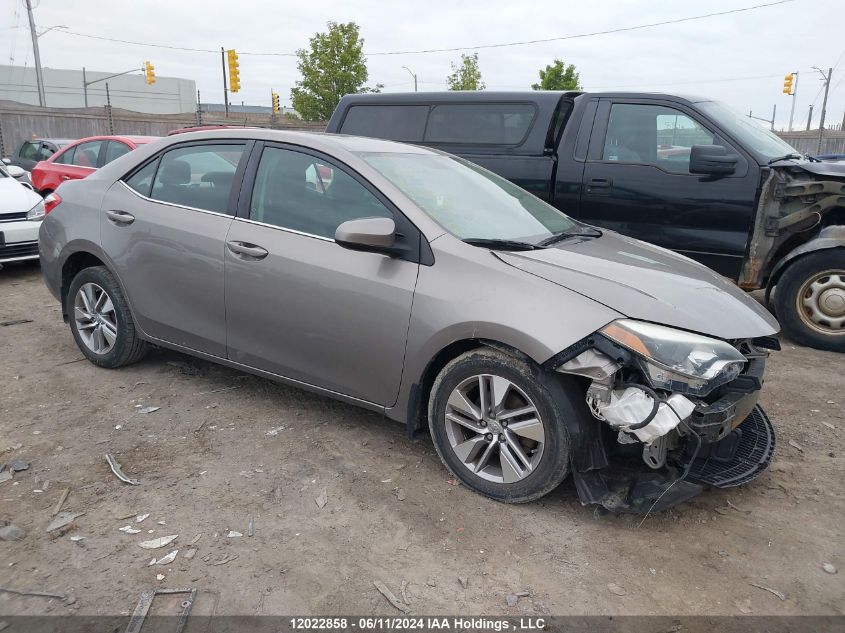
left=698, top=101, right=799, bottom=160
left=357, top=152, right=576, bottom=244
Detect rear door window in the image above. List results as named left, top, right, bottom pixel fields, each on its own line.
left=53, top=146, right=76, bottom=165
left=37, top=143, right=54, bottom=160
left=71, top=141, right=105, bottom=168
left=124, top=160, right=159, bottom=197
left=148, top=144, right=245, bottom=214
left=341, top=105, right=429, bottom=142
left=104, top=141, right=131, bottom=164
left=424, top=103, right=536, bottom=145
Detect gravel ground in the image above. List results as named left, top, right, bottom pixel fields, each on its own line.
left=1, top=261, right=843, bottom=617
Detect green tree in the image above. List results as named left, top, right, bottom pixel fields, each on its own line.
left=531, top=59, right=581, bottom=91
left=446, top=53, right=485, bottom=91
left=290, top=21, right=381, bottom=121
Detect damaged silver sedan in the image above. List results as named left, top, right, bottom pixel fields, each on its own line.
left=37, top=130, right=780, bottom=513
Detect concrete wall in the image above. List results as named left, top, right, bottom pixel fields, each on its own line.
left=0, top=101, right=325, bottom=157
left=776, top=130, right=845, bottom=155
left=0, top=65, right=196, bottom=114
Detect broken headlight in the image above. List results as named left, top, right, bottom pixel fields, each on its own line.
left=600, top=319, right=746, bottom=396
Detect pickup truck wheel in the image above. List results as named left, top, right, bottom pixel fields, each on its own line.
left=427, top=348, right=571, bottom=503
left=775, top=250, right=845, bottom=352
left=66, top=266, right=148, bottom=368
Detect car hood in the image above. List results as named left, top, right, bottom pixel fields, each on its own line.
left=496, top=231, right=779, bottom=340
left=774, top=158, right=845, bottom=179
left=0, top=177, right=41, bottom=214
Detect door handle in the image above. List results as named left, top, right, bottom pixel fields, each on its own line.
left=106, top=209, right=135, bottom=225
left=227, top=241, right=268, bottom=260
left=61, top=175, right=70, bottom=181
left=586, top=178, right=612, bottom=195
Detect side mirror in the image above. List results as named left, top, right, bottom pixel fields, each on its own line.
left=2, top=158, right=11, bottom=165
left=335, top=217, right=397, bottom=254
left=6, top=165, right=26, bottom=178
left=689, top=145, right=738, bottom=176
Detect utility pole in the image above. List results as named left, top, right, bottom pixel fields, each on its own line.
left=814, top=66, right=832, bottom=154
left=788, top=71, right=799, bottom=132
left=221, top=47, right=229, bottom=118
left=105, top=83, right=114, bottom=134
left=806, top=105, right=814, bottom=131
left=196, top=90, right=202, bottom=126
left=770, top=104, right=777, bottom=131
left=25, top=0, right=46, bottom=107
left=402, top=66, right=418, bottom=92
left=83, top=67, right=88, bottom=107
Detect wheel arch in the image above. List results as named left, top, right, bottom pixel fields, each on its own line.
left=59, top=244, right=136, bottom=328
left=765, top=225, right=845, bottom=304
left=401, top=337, right=539, bottom=439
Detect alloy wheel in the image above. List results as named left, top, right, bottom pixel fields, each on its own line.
left=797, top=269, right=845, bottom=335
left=444, top=374, right=546, bottom=483
left=74, top=282, right=118, bottom=355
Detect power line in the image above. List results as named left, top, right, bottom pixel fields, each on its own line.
left=50, top=0, right=798, bottom=58
left=367, top=0, right=799, bottom=55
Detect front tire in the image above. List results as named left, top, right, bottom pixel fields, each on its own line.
left=427, top=348, right=573, bottom=503
left=775, top=250, right=845, bottom=352
left=66, top=266, right=148, bottom=368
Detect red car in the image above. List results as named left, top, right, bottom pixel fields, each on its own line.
left=32, top=135, right=158, bottom=194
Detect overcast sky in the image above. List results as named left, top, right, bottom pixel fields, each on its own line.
left=3, top=0, right=845, bottom=129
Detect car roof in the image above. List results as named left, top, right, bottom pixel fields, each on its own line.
left=149, top=128, right=439, bottom=155
left=28, top=138, right=74, bottom=145
left=63, top=135, right=160, bottom=147
left=337, top=90, right=580, bottom=105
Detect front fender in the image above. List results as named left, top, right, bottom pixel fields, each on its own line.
left=765, top=225, right=845, bottom=302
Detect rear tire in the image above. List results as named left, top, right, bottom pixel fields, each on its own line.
left=427, top=348, right=573, bottom=504
left=774, top=249, right=845, bottom=353
left=66, top=266, right=148, bottom=368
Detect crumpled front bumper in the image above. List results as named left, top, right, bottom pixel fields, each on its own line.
left=685, top=405, right=776, bottom=488
left=571, top=405, right=776, bottom=514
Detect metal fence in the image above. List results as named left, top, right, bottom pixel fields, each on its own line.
left=0, top=101, right=325, bottom=157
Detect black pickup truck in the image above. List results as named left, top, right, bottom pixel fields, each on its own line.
left=327, top=91, right=845, bottom=352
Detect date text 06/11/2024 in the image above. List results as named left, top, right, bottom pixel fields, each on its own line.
left=289, top=617, right=547, bottom=631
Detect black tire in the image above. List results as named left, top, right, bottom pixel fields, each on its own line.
left=427, top=348, right=574, bottom=503
left=66, top=266, right=148, bottom=368
left=774, top=249, right=845, bottom=353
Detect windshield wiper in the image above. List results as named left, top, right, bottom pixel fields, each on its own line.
left=463, top=238, right=544, bottom=251
left=538, top=226, right=602, bottom=247
left=767, top=153, right=804, bottom=165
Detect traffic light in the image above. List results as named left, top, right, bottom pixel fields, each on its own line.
left=272, top=91, right=280, bottom=114
left=227, top=49, right=240, bottom=93
left=783, top=72, right=795, bottom=95
left=144, top=61, right=155, bottom=85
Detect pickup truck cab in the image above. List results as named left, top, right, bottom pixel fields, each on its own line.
left=327, top=91, right=845, bottom=352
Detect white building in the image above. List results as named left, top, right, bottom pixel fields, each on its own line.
left=0, top=64, right=197, bottom=114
